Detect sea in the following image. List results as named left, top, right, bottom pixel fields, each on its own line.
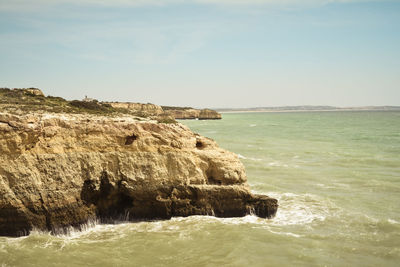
left=1, top=111, right=399, bottom=267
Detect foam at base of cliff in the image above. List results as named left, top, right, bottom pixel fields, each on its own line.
left=0, top=112, right=276, bottom=236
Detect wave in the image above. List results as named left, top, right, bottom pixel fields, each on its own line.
left=237, top=154, right=262, bottom=161
left=267, top=192, right=339, bottom=226
left=170, top=192, right=339, bottom=228
left=3, top=192, right=392, bottom=247
left=268, top=230, right=303, bottom=238
left=267, top=161, right=289, bottom=167
left=266, top=161, right=299, bottom=168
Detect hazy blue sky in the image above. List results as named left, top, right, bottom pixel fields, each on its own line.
left=0, top=0, right=399, bottom=108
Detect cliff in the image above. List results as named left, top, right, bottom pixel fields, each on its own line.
left=0, top=88, right=221, bottom=120
left=163, top=108, right=222, bottom=120
left=0, top=112, right=277, bottom=236
left=106, top=102, right=164, bottom=116
left=107, top=102, right=222, bottom=120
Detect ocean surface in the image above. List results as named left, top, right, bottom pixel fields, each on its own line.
left=1, top=111, right=400, bottom=267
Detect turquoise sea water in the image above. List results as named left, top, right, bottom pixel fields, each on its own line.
left=1, top=111, right=399, bottom=266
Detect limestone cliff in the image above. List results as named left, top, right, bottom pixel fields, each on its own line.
left=106, top=102, right=222, bottom=120
left=0, top=112, right=277, bottom=237
left=164, top=108, right=222, bottom=120
left=106, top=102, right=164, bottom=116
left=0, top=88, right=221, bottom=120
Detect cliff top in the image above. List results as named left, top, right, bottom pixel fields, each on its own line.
left=0, top=88, right=125, bottom=116
left=0, top=87, right=221, bottom=121
left=0, top=88, right=177, bottom=123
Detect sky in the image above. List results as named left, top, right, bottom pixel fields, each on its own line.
left=0, top=0, right=399, bottom=108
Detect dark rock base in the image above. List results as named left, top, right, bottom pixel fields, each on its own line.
left=0, top=176, right=278, bottom=237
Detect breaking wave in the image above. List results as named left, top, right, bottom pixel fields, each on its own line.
left=237, top=154, right=263, bottom=161
left=266, top=192, right=339, bottom=226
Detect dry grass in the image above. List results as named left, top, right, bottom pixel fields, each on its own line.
left=0, top=88, right=177, bottom=123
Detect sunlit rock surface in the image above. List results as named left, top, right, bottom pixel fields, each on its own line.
left=0, top=112, right=277, bottom=236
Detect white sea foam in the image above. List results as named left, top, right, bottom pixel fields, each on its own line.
left=218, top=215, right=262, bottom=225
left=25, top=219, right=133, bottom=246
left=169, top=214, right=263, bottom=227
left=237, top=154, right=262, bottom=161
left=168, top=192, right=335, bottom=228
left=268, top=161, right=289, bottom=168
left=249, top=124, right=257, bottom=127
left=332, top=183, right=351, bottom=189
left=264, top=192, right=338, bottom=226
left=2, top=192, right=337, bottom=246
left=388, top=219, right=399, bottom=224
left=249, top=157, right=263, bottom=161
left=315, top=183, right=335, bottom=189
left=268, top=230, right=302, bottom=238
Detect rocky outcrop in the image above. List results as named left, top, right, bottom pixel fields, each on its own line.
left=24, top=88, right=45, bottom=97
left=0, top=88, right=45, bottom=97
left=198, top=109, right=222, bottom=120
left=164, top=108, right=222, bottom=120
left=105, top=102, right=221, bottom=120
left=0, top=112, right=277, bottom=236
left=106, top=102, right=164, bottom=116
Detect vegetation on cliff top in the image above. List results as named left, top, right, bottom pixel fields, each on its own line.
left=0, top=88, right=177, bottom=123
left=0, top=88, right=116, bottom=115
left=161, top=105, right=193, bottom=111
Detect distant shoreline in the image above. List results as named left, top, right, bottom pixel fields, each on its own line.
left=216, top=106, right=400, bottom=114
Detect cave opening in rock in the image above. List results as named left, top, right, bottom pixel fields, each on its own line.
left=207, top=175, right=222, bottom=185
left=196, top=140, right=204, bottom=149
left=125, top=133, right=138, bottom=145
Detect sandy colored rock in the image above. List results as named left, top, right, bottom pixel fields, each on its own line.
left=106, top=102, right=164, bottom=116
left=23, top=88, right=45, bottom=97
left=106, top=102, right=222, bottom=120
left=164, top=108, right=222, bottom=120
left=0, top=112, right=277, bottom=236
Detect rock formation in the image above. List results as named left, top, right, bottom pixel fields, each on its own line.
left=0, top=112, right=277, bottom=237
left=23, top=88, right=45, bottom=97
left=164, top=108, right=222, bottom=120
left=106, top=102, right=164, bottom=116
left=105, top=102, right=222, bottom=120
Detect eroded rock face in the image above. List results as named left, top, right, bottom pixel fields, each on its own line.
left=0, top=112, right=277, bottom=236
left=106, top=102, right=164, bottom=116
left=198, top=109, right=222, bottom=120
left=106, top=102, right=222, bottom=120
left=165, top=108, right=222, bottom=120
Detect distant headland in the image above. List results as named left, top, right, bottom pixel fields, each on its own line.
left=216, top=106, right=400, bottom=113
left=0, top=88, right=222, bottom=120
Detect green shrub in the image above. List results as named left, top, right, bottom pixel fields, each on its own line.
left=161, top=106, right=192, bottom=111
left=156, top=116, right=177, bottom=124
